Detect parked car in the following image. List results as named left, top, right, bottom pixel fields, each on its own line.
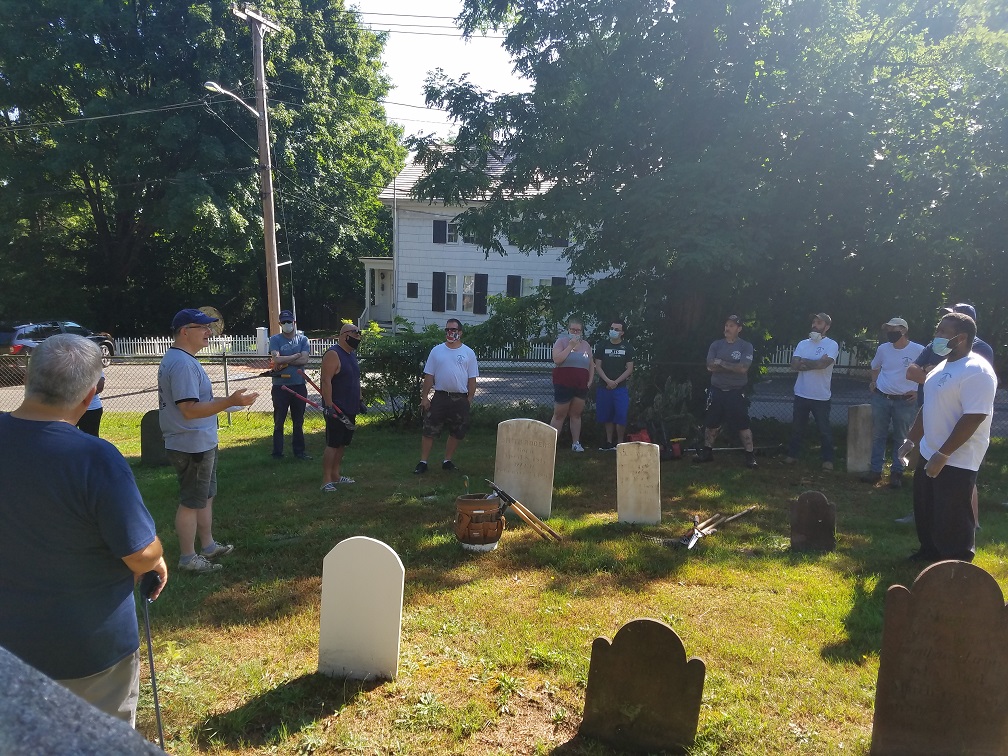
left=0, top=320, right=115, bottom=384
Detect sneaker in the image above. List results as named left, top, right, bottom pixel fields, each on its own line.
left=338, top=475, right=356, bottom=484
left=442, top=460, right=458, bottom=471
left=889, top=474, right=903, bottom=489
left=598, top=442, right=615, bottom=451
left=908, top=549, right=939, bottom=563
left=783, top=456, right=797, bottom=465
left=744, top=451, right=758, bottom=469
left=320, top=482, right=338, bottom=492
left=294, top=452, right=313, bottom=460
left=201, top=542, right=234, bottom=560
left=821, top=461, right=833, bottom=471
left=860, top=472, right=882, bottom=483
left=413, top=461, right=428, bottom=475
left=572, top=442, right=585, bottom=452
left=895, top=513, right=915, bottom=524
left=179, top=554, right=223, bottom=573
left=693, top=447, right=714, bottom=464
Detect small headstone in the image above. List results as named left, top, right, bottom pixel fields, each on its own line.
left=790, top=490, right=836, bottom=552
left=580, top=618, right=705, bottom=753
left=0, top=645, right=163, bottom=755
left=847, top=404, right=872, bottom=473
left=870, top=561, right=1008, bottom=755
left=318, top=536, right=404, bottom=681
left=493, top=418, right=557, bottom=519
left=140, top=409, right=169, bottom=466
left=616, top=442, right=662, bottom=525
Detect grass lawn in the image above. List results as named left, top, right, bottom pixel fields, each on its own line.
left=101, top=413, right=1008, bottom=755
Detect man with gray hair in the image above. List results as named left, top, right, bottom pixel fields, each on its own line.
left=0, top=334, right=167, bottom=725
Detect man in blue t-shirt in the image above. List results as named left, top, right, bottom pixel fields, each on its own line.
left=268, top=309, right=312, bottom=460
left=158, top=309, right=257, bottom=573
left=0, top=335, right=167, bottom=726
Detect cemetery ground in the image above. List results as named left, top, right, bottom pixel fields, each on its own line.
left=103, top=412, right=1008, bottom=755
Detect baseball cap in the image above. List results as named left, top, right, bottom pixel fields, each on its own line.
left=279, top=309, right=295, bottom=322
left=940, top=303, right=977, bottom=321
left=726, top=315, right=743, bottom=325
left=813, top=312, right=832, bottom=326
left=884, top=317, right=908, bottom=329
left=171, top=308, right=219, bottom=331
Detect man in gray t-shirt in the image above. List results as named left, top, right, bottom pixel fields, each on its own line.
left=158, top=309, right=257, bottom=573
left=695, top=315, right=757, bottom=468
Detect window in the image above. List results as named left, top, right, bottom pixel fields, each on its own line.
left=433, top=220, right=462, bottom=244
left=406, top=282, right=418, bottom=299
left=445, top=274, right=458, bottom=311
left=432, top=272, right=487, bottom=314
left=462, top=275, right=474, bottom=313
left=520, top=278, right=552, bottom=297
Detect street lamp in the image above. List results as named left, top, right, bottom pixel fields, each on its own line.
left=204, top=79, right=281, bottom=336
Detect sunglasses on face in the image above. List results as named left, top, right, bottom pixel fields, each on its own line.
left=445, top=328, right=460, bottom=334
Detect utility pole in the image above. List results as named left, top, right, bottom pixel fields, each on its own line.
left=232, top=4, right=283, bottom=336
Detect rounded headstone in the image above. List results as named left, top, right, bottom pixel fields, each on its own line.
left=140, top=410, right=169, bottom=467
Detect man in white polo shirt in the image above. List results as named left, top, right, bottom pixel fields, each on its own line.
left=785, top=313, right=839, bottom=470
left=861, top=317, right=925, bottom=489
left=901, top=311, right=997, bottom=562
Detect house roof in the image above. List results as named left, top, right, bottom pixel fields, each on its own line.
left=379, top=152, right=550, bottom=204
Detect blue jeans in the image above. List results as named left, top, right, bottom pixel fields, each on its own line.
left=788, top=396, right=833, bottom=462
left=869, top=392, right=917, bottom=475
left=271, top=383, right=307, bottom=456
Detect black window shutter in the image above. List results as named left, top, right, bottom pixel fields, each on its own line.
left=506, top=275, right=522, bottom=298
left=474, top=274, right=489, bottom=315
left=433, top=220, right=447, bottom=244
left=431, top=272, right=446, bottom=312
left=551, top=276, right=567, bottom=288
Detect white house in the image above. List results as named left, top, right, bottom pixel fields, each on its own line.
left=361, top=159, right=584, bottom=329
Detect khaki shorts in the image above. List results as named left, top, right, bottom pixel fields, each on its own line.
left=58, top=650, right=140, bottom=726
left=167, top=447, right=218, bottom=508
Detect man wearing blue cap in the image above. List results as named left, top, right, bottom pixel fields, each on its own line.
left=158, top=309, right=258, bottom=573
left=268, top=309, right=311, bottom=460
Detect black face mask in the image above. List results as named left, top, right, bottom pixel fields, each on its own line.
left=345, top=335, right=361, bottom=349
left=886, top=331, right=902, bottom=343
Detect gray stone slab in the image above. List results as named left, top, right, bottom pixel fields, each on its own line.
left=0, top=645, right=163, bottom=755
left=580, top=618, right=705, bottom=753
left=790, top=491, right=836, bottom=552
left=870, top=561, right=1008, bottom=755
left=493, top=418, right=557, bottom=519
left=847, top=403, right=872, bottom=473
left=140, top=409, right=168, bottom=466
left=318, top=536, right=404, bottom=681
left=616, top=442, right=662, bottom=525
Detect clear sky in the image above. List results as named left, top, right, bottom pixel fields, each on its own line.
left=350, top=0, right=527, bottom=138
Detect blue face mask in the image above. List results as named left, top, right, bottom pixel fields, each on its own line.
left=932, top=336, right=953, bottom=356
left=609, top=329, right=621, bottom=340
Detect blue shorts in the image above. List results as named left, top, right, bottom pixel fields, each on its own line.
left=595, top=384, right=629, bottom=425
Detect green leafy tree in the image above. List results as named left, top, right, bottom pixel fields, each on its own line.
left=0, top=0, right=404, bottom=332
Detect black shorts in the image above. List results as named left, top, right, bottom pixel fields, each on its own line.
left=325, top=417, right=355, bottom=448
left=423, top=391, right=471, bottom=439
left=553, top=384, right=588, bottom=404
left=704, top=388, right=751, bottom=431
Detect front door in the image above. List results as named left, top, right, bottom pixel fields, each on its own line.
left=370, top=268, right=393, bottom=322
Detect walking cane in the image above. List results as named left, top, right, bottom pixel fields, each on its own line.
left=139, top=571, right=165, bottom=750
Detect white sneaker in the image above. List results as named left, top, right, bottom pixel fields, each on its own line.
left=572, top=442, right=585, bottom=452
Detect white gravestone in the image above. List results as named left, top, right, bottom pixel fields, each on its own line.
left=617, top=442, right=662, bottom=525
left=493, top=418, right=558, bottom=520
left=318, top=536, right=404, bottom=681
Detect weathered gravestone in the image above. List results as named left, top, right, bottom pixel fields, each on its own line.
left=0, top=645, right=163, bottom=755
left=140, top=409, right=169, bottom=466
left=580, top=618, right=705, bottom=753
left=318, top=536, right=404, bottom=681
left=493, top=418, right=557, bottom=520
left=847, top=404, right=872, bottom=473
left=790, top=490, right=836, bottom=552
left=870, top=561, right=1008, bottom=755
left=616, top=442, right=662, bottom=525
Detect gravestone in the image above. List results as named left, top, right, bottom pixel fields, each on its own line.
left=318, top=536, right=404, bottom=681
left=847, top=404, right=872, bottom=473
left=790, top=491, right=836, bottom=552
left=0, top=645, right=163, bottom=755
left=870, top=561, right=1008, bottom=755
left=493, top=418, right=557, bottom=519
left=140, top=409, right=169, bottom=467
left=617, top=442, right=662, bottom=525
left=580, top=618, right=705, bottom=753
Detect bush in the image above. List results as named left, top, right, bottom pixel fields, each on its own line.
left=359, top=318, right=442, bottom=425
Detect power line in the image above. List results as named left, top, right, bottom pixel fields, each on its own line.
left=0, top=100, right=206, bottom=134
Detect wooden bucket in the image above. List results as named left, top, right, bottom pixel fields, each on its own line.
left=455, top=494, right=505, bottom=552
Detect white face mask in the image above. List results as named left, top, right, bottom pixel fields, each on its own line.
left=808, top=331, right=823, bottom=343
left=281, top=322, right=295, bottom=335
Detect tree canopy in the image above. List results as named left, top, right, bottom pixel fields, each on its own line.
left=410, top=0, right=1008, bottom=378
left=0, top=0, right=404, bottom=333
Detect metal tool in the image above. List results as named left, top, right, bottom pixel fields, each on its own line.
left=485, top=479, right=561, bottom=542
left=139, top=571, right=165, bottom=750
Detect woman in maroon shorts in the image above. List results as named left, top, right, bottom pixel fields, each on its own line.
left=550, top=317, right=595, bottom=452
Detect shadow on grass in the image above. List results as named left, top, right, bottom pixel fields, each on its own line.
left=195, top=672, right=381, bottom=748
